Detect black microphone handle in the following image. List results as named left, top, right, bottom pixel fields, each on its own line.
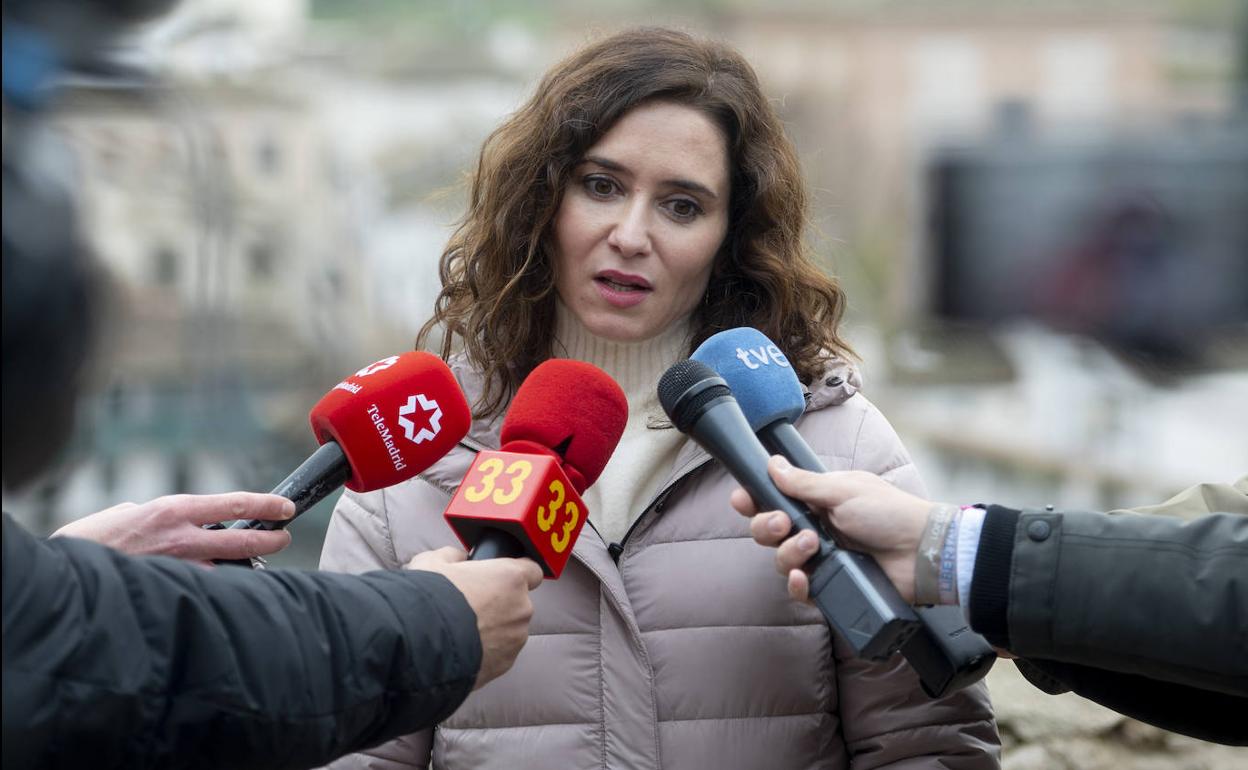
left=899, top=609, right=997, bottom=698
left=211, top=441, right=353, bottom=568
left=251, top=441, right=352, bottom=530
left=691, top=398, right=918, bottom=660
left=758, top=420, right=826, bottom=476
left=470, top=528, right=529, bottom=561
left=759, top=420, right=996, bottom=696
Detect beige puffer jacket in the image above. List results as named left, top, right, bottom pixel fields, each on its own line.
left=319, top=357, right=1000, bottom=769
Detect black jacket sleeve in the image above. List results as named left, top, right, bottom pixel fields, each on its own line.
left=1, top=513, right=482, bottom=770
left=1012, top=658, right=1247, bottom=745
left=967, top=505, right=1248, bottom=744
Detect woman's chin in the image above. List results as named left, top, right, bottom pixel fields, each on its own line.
left=579, top=311, right=657, bottom=343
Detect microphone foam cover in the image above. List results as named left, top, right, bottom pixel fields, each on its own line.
left=692, top=328, right=805, bottom=431
left=310, top=352, right=471, bottom=492
left=499, top=359, right=627, bottom=493
left=657, top=359, right=730, bottom=434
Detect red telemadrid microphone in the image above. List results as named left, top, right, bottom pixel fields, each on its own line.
left=443, top=360, right=628, bottom=578
left=212, top=352, right=471, bottom=565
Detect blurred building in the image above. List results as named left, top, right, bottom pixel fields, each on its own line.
left=2, top=0, right=395, bottom=565
left=720, top=3, right=1230, bottom=321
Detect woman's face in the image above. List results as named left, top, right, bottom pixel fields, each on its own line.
left=552, top=101, right=730, bottom=342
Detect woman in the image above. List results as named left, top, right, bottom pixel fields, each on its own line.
left=321, top=27, right=999, bottom=769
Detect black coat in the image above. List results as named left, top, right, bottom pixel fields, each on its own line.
left=1, top=513, right=482, bottom=769
left=969, top=505, right=1248, bottom=745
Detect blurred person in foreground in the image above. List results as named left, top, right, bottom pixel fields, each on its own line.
left=1, top=173, right=543, bottom=770
left=1, top=5, right=542, bottom=768
left=734, top=461, right=1247, bottom=745
left=319, top=26, right=998, bottom=770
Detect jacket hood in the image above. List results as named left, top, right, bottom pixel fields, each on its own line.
left=804, top=356, right=863, bottom=411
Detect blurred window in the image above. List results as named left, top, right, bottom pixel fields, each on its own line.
left=257, top=134, right=281, bottom=176
left=249, top=240, right=277, bottom=280
left=911, top=37, right=986, bottom=132
left=325, top=268, right=344, bottom=299
left=152, top=246, right=179, bottom=286
left=1039, top=36, right=1115, bottom=122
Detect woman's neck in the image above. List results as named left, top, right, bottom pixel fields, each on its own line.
left=552, top=300, right=692, bottom=400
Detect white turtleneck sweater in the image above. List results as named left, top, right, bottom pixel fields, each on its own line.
left=552, top=302, right=693, bottom=545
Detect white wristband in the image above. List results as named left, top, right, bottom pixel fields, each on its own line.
left=956, top=506, right=987, bottom=620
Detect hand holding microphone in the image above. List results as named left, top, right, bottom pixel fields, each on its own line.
left=693, top=327, right=995, bottom=696
left=733, top=462, right=933, bottom=603
left=53, top=492, right=295, bottom=564
left=657, top=358, right=920, bottom=660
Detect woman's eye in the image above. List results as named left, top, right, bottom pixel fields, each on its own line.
left=585, top=176, right=617, bottom=198
left=666, top=198, right=702, bottom=221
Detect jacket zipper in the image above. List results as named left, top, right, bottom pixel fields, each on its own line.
left=607, top=454, right=713, bottom=564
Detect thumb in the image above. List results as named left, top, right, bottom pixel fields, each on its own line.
left=430, top=545, right=468, bottom=563
left=767, top=456, right=849, bottom=509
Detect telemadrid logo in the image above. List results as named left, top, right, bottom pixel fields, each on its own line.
left=397, top=394, right=442, bottom=444
left=356, top=355, right=400, bottom=377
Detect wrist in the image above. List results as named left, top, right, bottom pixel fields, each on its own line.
left=913, top=503, right=961, bottom=606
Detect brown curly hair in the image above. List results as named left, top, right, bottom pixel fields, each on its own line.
left=418, top=26, right=853, bottom=419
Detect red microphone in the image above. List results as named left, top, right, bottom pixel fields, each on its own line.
left=443, top=360, right=627, bottom=578
left=213, top=352, right=470, bottom=563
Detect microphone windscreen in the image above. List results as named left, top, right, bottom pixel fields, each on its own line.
left=499, top=360, right=627, bottom=493
left=692, top=328, right=805, bottom=431
left=310, top=352, right=471, bottom=492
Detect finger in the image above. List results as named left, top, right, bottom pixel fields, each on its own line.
left=513, top=558, right=544, bottom=590
left=748, top=512, right=792, bottom=547
left=729, top=487, right=759, bottom=517
left=192, top=527, right=291, bottom=561
left=405, top=546, right=465, bottom=570
left=787, top=568, right=811, bottom=602
left=179, top=492, right=296, bottom=526
left=774, top=530, right=820, bottom=575
left=767, top=457, right=852, bottom=509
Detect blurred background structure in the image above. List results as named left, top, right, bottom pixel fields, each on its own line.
left=3, top=1, right=1246, bottom=765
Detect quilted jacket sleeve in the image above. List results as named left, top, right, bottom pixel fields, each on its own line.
left=834, top=401, right=1001, bottom=769
left=319, top=488, right=437, bottom=770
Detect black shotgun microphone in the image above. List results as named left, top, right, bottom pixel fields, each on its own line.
left=692, top=328, right=996, bottom=696
left=657, top=360, right=919, bottom=660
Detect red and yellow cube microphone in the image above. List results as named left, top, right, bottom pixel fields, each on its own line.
left=444, top=360, right=628, bottom=578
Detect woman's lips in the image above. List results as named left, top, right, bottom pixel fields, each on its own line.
left=594, top=272, right=651, bottom=309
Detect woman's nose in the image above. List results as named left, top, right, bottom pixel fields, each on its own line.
left=606, top=199, right=652, bottom=258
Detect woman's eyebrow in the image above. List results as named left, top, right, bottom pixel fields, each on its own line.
left=581, top=154, right=719, bottom=200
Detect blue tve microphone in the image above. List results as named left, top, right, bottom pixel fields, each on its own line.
left=693, top=328, right=996, bottom=697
